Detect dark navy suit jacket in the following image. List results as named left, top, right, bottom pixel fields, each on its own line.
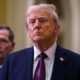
left=0, top=45, right=80, bottom=80
left=0, top=68, right=1, bottom=79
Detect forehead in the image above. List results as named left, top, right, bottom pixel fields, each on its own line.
left=27, top=8, right=52, bottom=19
left=0, top=29, right=9, bottom=40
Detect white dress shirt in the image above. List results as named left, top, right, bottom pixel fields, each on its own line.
left=33, top=42, right=57, bottom=80
left=0, top=65, right=2, bottom=69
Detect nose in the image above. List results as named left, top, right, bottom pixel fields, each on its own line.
left=34, top=20, right=41, bottom=28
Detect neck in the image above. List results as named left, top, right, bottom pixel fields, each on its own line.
left=34, top=40, right=56, bottom=52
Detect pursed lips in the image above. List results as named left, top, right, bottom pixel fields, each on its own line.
left=33, top=29, right=42, bottom=35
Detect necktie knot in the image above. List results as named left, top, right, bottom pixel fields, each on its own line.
left=39, top=53, right=47, bottom=60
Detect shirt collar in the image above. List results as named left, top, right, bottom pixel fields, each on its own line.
left=34, top=41, right=57, bottom=60
left=0, top=64, right=2, bottom=69
left=34, top=45, right=41, bottom=60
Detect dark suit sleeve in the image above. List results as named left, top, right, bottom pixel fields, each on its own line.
left=0, top=56, right=9, bottom=80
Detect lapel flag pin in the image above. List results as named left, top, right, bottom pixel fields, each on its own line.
left=60, top=57, right=64, bottom=62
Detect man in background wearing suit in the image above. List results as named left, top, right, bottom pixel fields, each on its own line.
left=0, top=25, right=15, bottom=77
left=1, top=4, right=80, bottom=80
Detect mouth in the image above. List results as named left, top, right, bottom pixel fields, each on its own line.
left=34, top=33, right=42, bottom=38
left=33, top=30, right=42, bottom=35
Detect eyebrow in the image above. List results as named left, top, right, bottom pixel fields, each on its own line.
left=27, top=16, right=48, bottom=19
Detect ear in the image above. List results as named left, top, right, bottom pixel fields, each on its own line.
left=9, top=42, right=15, bottom=52
left=55, top=24, right=60, bottom=34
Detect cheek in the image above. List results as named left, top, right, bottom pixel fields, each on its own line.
left=43, top=25, right=54, bottom=34
left=27, top=28, right=33, bottom=38
left=4, top=45, right=9, bottom=51
left=43, top=26, right=57, bottom=38
left=2, top=45, right=9, bottom=50
left=5, top=45, right=12, bottom=53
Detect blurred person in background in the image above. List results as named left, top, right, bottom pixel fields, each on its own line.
left=1, top=3, right=80, bottom=80
left=0, top=25, right=15, bottom=77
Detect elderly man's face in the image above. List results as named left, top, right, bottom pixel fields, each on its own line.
left=26, top=9, right=59, bottom=43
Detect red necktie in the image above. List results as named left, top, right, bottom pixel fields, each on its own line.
left=33, top=53, right=47, bottom=80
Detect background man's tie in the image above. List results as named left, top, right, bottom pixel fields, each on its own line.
left=34, top=53, right=47, bottom=80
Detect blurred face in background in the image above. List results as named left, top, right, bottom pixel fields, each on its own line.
left=0, top=29, right=14, bottom=64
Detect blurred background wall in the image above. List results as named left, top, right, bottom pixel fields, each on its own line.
left=0, top=0, right=80, bottom=53
left=0, top=0, right=6, bottom=24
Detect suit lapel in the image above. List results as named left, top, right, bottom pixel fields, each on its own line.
left=22, top=47, right=34, bottom=80
left=20, top=46, right=67, bottom=80
left=51, top=46, right=67, bottom=80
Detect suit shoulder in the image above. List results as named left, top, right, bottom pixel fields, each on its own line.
left=59, top=46, right=80, bottom=60
left=8, top=47, right=34, bottom=57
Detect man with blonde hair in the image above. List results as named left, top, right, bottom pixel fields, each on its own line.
left=1, top=3, right=80, bottom=80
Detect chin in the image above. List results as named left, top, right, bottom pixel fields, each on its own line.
left=33, top=38, right=45, bottom=42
